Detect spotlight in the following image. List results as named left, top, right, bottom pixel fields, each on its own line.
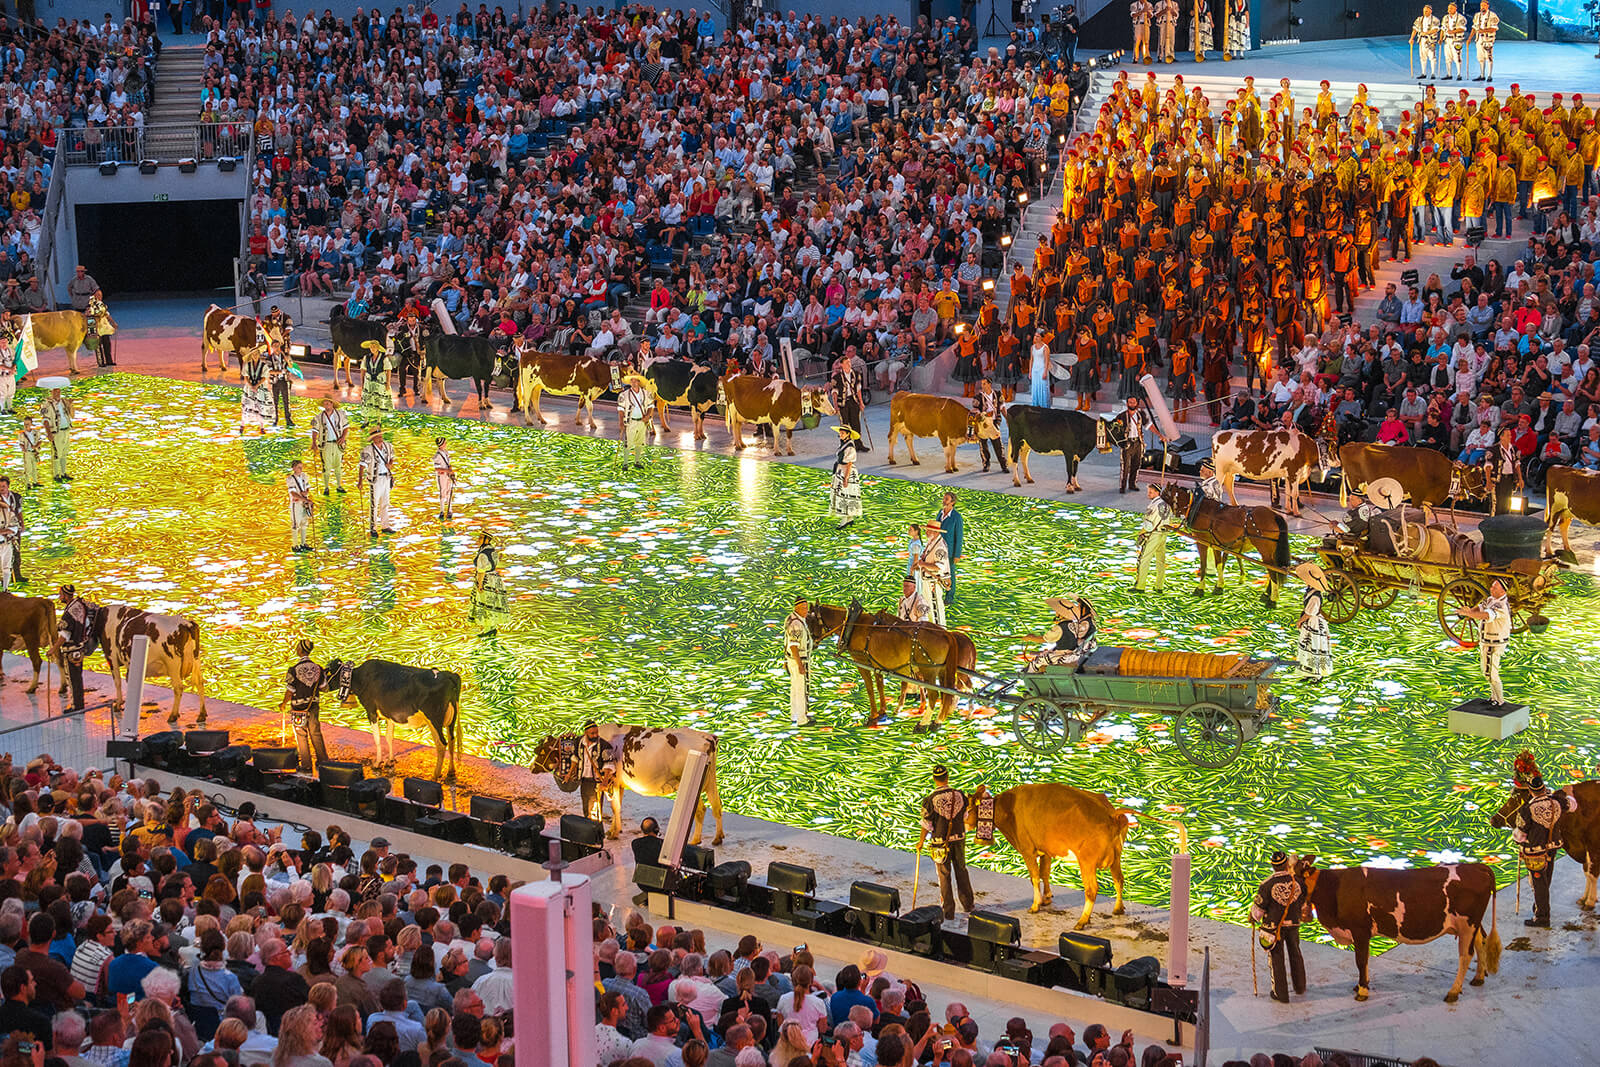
left=1001, top=234, right=1013, bottom=248
left=185, top=729, right=230, bottom=756
left=982, top=279, right=996, bottom=292
left=1058, top=134, right=1066, bottom=144
left=348, top=778, right=392, bottom=821
left=317, top=760, right=366, bottom=813
left=954, top=323, right=968, bottom=335
left=764, top=861, right=848, bottom=934
left=218, top=157, right=238, bottom=172
left=501, top=813, right=547, bottom=859
left=142, top=731, right=186, bottom=771
left=178, top=158, right=198, bottom=173
left=287, top=342, right=312, bottom=360
left=99, top=162, right=118, bottom=176
left=414, top=800, right=470, bottom=842
left=1018, top=192, right=1029, bottom=205
left=138, top=160, right=158, bottom=175
left=709, top=860, right=752, bottom=907
left=204, top=745, right=252, bottom=785
left=1289, top=15, right=1302, bottom=24
left=1509, top=494, right=1525, bottom=513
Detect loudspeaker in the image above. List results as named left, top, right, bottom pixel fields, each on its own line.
left=403, top=777, right=443, bottom=806
left=895, top=905, right=945, bottom=957
left=185, top=729, right=230, bottom=755
left=318, top=761, right=365, bottom=788
left=850, top=881, right=900, bottom=915
left=470, top=795, right=513, bottom=823
left=635, top=863, right=678, bottom=894
left=348, top=778, right=391, bottom=820
left=767, top=862, right=816, bottom=895
left=966, top=910, right=1021, bottom=973
left=143, top=731, right=187, bottom=771
left=253, top=748, right=299, bottom=772
left=502, top=814, right=546, bottom=859
left=996, top=949, right=1057, bottom=986
left=263, top=775, right=315, bottom=804
left=559, top=814, right=605, bottom=862
left=205, top=745, right=252, bottom=785
left=681, top=844, right=714, bottom=873
left=1057, top=931, right=1113, bottom=994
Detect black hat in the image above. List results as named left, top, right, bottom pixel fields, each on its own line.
left=583, top=720, right=598, bottom=731
left=932, top=765, right=949, bottom=780
left=1270, top=851, right=1290, bottom=870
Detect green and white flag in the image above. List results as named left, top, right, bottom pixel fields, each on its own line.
left=12, top=320, right=36, bottom=383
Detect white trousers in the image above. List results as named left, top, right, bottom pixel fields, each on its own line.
left=437, top=472, right=455, bottom=516
left=0, top=374, right=16, bottom=414
left=290, top=503, right=311, bottom=548
left=1480, top=639, right=1506, bottom=705
left=918, top=573, right=947, bottom=627
left=369, top=476, right=392, bottom=532
left=787, top=658, right=810, bottom=724
left=0, top=541, right=13, bottom=592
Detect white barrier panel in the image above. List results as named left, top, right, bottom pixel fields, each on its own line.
left=511, top=873, right=594, bottom=1067
left=120, top=634, right=149, bottom=737
left=1169, top=852, right=1190, bottom=988
left=660, top=746, right=710, bottom=869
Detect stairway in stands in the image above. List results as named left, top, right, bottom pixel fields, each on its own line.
left=146, top=44, right=207, bottom=127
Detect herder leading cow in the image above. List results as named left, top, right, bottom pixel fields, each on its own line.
left=641, top=355, right=719, bottom=439
left=0, top=592, right=58, bottom=693
left=532, top=723, right=724, bottom=845
left=1300, top=857, right=1500, bottom=1003
left=722, top=374, right=835, bottom=454
left=328, top=308, right=390, bottom=388
left=201, top=304, right=276, bottom=374
left=324, top=657, right=463, bottom=780
left=81, top=604, right=208, bottom=723
left=1210, top=427, right=1331, bottom=516
left=887, top=393, right=996, bottom=473
left=514, top=344, right=611, bottom=428
left=970, top=783, right=1188, bottom=927
left=1004, top=405, right=1108, bottom=492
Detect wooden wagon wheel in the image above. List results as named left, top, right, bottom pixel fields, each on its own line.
left=1438, top=577, right=1487, bottom=647
left=1011, top=697, right=1080, bottom=752
left=1174, top=701, right=1244, bottom=769
left=1322, top=567, right=1361, bottom=625
left=1360, top=582, right=1399, bottom=610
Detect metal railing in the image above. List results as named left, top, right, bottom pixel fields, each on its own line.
left=0, top=706, right=115, bottom=778
left=59, top=121, right=252, bottom=167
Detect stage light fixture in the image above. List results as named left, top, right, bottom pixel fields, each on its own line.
left=106, top=738, right=146, bottom=763
left=766, top=861, right=848, bottom=933
left=1018, top=192, right=1029, bottom=205
left=185, top=729, right=230, bottom=755
left=142, top=731, right=186, bottom=771
left=559, top=813, right=605, bottom=861
left=502, top=813, right=547, bottom=859
left=178, top=158, right=198, bottom=173
left=1289, top=15, right=1302, bottom=24
left=982, top=279, right=996, bottom=292
left=402, top=776, right=443, bottom=806
left=218, top=157, right=237, bottom=172
left=415, top=801, right=470, bottom=841
left=99, top=162, right=118, bottom=176
left=287, top=342, right=311, bottom=360
left=709, top=860, right=752, bottom=908
left=965, top=910, right=1022, bottom=974
left=1509, top=494, right=1525, bottom=513
left=349, top=777, right=391, bottom=821
left=205, top=744, right=252, bottom=784
left=1001, top=234, right=1013, bottom=248
left=468, top=794, right=514, bottom=849
left=138, top=160, right=158, bottom=175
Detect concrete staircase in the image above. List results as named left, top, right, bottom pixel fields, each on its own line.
left=147, top=44, right=207, bottom=127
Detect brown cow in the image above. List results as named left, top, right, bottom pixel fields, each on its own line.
left=201, top=305, right=276, bottom=373
left=514, top=345, right=610, bottom=428
left=0, top=593, right=58, bottom=693
left=1338, top=442, right=1491, bottom=509
left=722, top=375, right=835, bottom=454
left=1546, top=465, right=1600, bottom=558
left=1301, top=858, right=1500, bottom=1003
left=1211, top=427, right=1330, bottom=516
left=968, top=783, right=1188, bottom=928
left=886, top=393, right=996, bottom=473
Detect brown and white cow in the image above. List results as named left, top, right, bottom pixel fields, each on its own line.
left=1301, top=858, right=1500, bottom=1003
left=887, top=393, right=996, bottom=473
left=1546, top=465, right=1600, bottom=559
left=80, top=605, right=208, bottom=723
left=0, top=593, right=58, bottom=693
left=1211, top=427, right=1330, bottom=516
left=201, top=304, right=276, bottom=373
left=531, top=723, right=724, bottom=845
left=969, top=783, right=1188, bottom=927
left=514, top=345, right=611, bottom=428
left=722, top=374, right=835, bottom=454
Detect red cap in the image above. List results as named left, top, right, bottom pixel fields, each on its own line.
left=1497, top=154, right=1509, bottom=163
left=1320, top=79, right=1330, bottom=88
left=1553, top=93, right=1563, bottom=100
left=1569, top=142, right=1578, bottom=151
left=1539, top=155, right=1548, bottom=163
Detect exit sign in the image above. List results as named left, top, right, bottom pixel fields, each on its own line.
left=152, top=193, right=169, bottom=201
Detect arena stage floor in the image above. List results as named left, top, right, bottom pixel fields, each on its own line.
left=1106, top=37, right=1599, bottom=95
left=24, top=373, right=1599, bottom=932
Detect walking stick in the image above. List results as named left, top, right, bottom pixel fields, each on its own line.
left=911, top=843, right=924, bottom=909
left=1409, top=38, right=1415, bottom=79
left=1250, top=928, right=1259, bottom=996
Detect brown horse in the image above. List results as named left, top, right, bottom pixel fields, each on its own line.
left=1158, top=484, right=1291, bottom=605
left=807, top=601, right=975, bottom=730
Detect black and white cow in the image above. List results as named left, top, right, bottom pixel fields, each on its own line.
left=80, top=605, right=208, bottom=724
left=328, top=308, right=391, bottom=388
left=325, top=657, right=462, bottom=780
left=1004, top=405, right=1107, bottom=493
left=422, top=331, right=498, bottom=409
left=641, top=355, right=719, bottom=440
left=530, top=723, right=724, bottom=844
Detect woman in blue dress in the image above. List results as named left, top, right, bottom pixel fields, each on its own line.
left=1029, top=328, right=1053, bottom=409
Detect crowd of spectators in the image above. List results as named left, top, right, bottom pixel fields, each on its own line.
left=220, top=4, right=1079, bottom=384
left=0, top=747, right=1452, bottom=1067
left=0, top=753, right=521, bottom=1067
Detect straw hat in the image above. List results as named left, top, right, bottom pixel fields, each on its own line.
left=1045, top=596, right=1090, bottom=620
left=1363, top=477, right=1405, bottom=510
left=1293, top=562, right=1328, bottom=592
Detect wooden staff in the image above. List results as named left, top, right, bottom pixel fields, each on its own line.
left=911, top=842, right=924, bottom=909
